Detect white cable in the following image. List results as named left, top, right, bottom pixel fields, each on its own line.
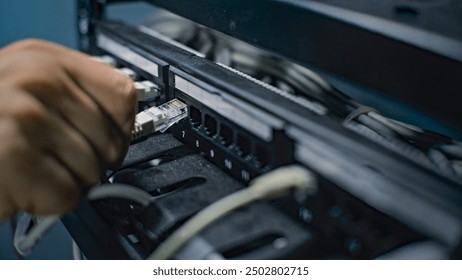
left=72, top=240, right=82, bottom=260
left=368, top=111, right=422, bottom=136
left=87, top=183, right=153, bottom=207
left=343, top=106, right=377, bottom=125
left=131, top=98, right=188, bottom=140
left=14, top=183, right=154, bottom=256
left=14, top=215, right=60, bottom=256
left=147, top=165, right=318, bottom=260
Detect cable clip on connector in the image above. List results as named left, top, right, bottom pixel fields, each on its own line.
left=132, top=98, right=188, bottom=141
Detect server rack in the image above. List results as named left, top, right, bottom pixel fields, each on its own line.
left=64, top=0, right=462, bottom=259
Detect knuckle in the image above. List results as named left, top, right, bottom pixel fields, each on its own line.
left=12, top=98, right=47, bottom=124
left=3, top=127, right=32, bottom=157
left=8, top=139, right=30, bottom=158
left=91, top=126, right=123, bottom=166
left=114, top=74, right=136, bottom=103
left=106, top=73, right=136, bottom=130
left=101, top=136, right=126, bottom=168
left=107, top=141, right=124, bottom=164
left=126, top=83, right=137, bottom=106
left=120, top=83, right=137, bottom=133
left=111, top=72, right=132, bottom=96
left=11, top=39, right=52, bottom=53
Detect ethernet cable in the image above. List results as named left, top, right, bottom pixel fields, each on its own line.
left=147, top=165, right=318, bottom=260
left=13, top=214, right=60, bottom=256
left=92, top=56, right=160, bottom=101
left=71, top=184, right=155, bottom=260
left=131, top=98, right=188, bottom=140
left=13, top=183, right=154, bottom=256
left=72, top=240, right=83, bottom=260
left=87, top=183, right=152, bottom=206
left=133, top=80, right=160, bottom=101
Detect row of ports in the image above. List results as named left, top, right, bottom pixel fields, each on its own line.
left=189, top=105, right=270, bottom=167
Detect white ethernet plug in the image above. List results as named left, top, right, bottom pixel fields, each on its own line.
left=134, top=80, right=160, bottom=101
left=132, top=99, right=188, bottom=140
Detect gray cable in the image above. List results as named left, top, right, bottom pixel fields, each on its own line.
left=147, top=165, right=318, bottom=260
left=14, top=183, right=154, bottom=256
left=14, top=215, right=60, bottom=256
left=87, top=184, right=153, bottom=207
left=72, top=240, right=82, bottom=260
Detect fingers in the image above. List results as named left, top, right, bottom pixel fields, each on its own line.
left=16, top=154, right=80, bottom=216
left=0, top=39, right=136, bottom=167
left=21, top=100, right=101, bottom=187
left=59, top=51, right=136, bottom=166
left=0, top=122, right=79, bottom=217
left=0, top=39, right=137, bottom=218
left=0, top=88, right=100, bottom=186
left=62, top=50, right=137, bottom=136
left=25, top=72, right=128, bottom=167
left=46, top=41, right=138, bottom=138
left=11, top=153, right=78, bottom=217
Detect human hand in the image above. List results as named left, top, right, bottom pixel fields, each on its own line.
left=0, top=39, right=136, bottom=219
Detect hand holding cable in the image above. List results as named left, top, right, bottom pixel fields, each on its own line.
left=0, top=39, right=136, bottom=220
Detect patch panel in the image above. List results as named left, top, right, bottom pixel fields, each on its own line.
left=203, top=114, right=218, bottom=137
left=188, top=105, right=202, bottom=128
left=170, top=99, right=267, bottom=183
left=144, top=86, right=278, bottom=182
left=219, top=123, right=234, bottom=147
left=236, top=132, right=252, bottom=158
